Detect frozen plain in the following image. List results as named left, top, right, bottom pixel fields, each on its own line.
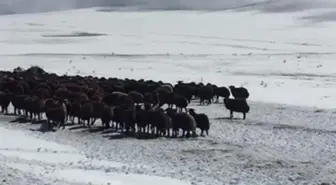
left=1, top=2, right=336, bottom=185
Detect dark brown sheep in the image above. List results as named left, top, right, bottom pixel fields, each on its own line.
left=188, top=108, right=210, bottom=136
left=229, top=85, right=250, bottom=100
left=80, top=101, right=94, bottom=128
left=223, top=97, right=250, bottom=120
left=100, top=105, right=114, bottom=129
left=44, top=98, right=68, bottom=130
left=213, top=86, right=230, bottom=102
left=166, top=108, right=197, bottom=137
left=128, top=91, right=144, bottom=105
left=0, top=91, right=11, bottom=114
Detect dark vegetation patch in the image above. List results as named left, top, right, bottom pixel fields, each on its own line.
left=41, top=32, right=108, bottom=38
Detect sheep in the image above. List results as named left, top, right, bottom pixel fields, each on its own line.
left=128, top=91, right=144, bottom=105
left=11, top=94, right=26, bottom=115
left=100, top=105, right=114, bottom=129
left=0, top=65, right=225, bottom=140
left=44, top=98, right=68, bottom=130
left=229, top=85, right=249, bottom=99
left=197, top=84, right=214, bottom=105
left=159, top=84, right=173, bottom=93
left=145, top=108, right=172, bottom=136
left=102, top=91, right=130, bottom=107
left=80, top=101, right=94, bottom=128
left=0, top=91, right=11, bottom=114
left=69, top=100, right=82, bottom=124
left=121, top=107, right=137, bottom=133
left=91, top=101, right=105, bottom=125
left=143, top=92, right=154, bottom=106
left=223, top=97, right=250, bottom=120
left=213, top=86, right=230, bottom=102
left=173, top=93, right=189, bottom=112
left=188, top=108, right=210, bottom=136
left=166, top=108, right=197, bottom=137
left=173, top=83, right=194, bottom=102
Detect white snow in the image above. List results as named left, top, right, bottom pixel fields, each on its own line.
left=1, top=4, right=336, bottom=185
left=0, top=125, right=190, bottom=185
left=1, top=7, right=336, bottom=108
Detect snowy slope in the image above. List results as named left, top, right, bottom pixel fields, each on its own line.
left=1, top=7, right=336, bottom=108
left=1, top=5, right=336, bottom=185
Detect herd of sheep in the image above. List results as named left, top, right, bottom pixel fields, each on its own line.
left=0, top=66, right=250, bottom=138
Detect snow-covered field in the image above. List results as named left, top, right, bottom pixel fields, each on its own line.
left=1, top=3, right=336, bottom=185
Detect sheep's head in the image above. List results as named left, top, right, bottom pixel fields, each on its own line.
left=223, top=97, right=229, bottom=104
left=229, top=85, right=235, bottom=90
left=165, top=108, right=177, bottom=116
left=188, top=108, right=196, bottom=115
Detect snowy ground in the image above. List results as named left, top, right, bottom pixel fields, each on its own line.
left=1, top=5, right=336, bottom=185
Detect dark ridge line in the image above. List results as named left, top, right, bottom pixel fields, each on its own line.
left=41, top=32, right=108, bottom=38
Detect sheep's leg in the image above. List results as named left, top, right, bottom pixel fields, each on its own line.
left=91, top=117, right=96, bottom=125
left=87, top=119, right=91, bottom=128
left=206, top=130, right=209, bottom=136
left=56, top=121, right=61, bottom=130
left=47, top=119, right=52, bottom=130
left=243, top=113, right=246, bottom=120
left=230, top=110, right=233, bottom=119
left=186, top=131, right=190, bottom=138
left=200, top=130, right=204, bottom=136
left=105, top=120, right=111, bottom=129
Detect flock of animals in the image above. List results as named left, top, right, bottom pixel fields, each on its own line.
left=0, top=66, right=250, bottom=138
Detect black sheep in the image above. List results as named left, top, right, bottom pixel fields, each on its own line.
left=188, top=108, right=210, bottom=136
left=166, top=108, right=197, bottom=137
left=100, top=105, right=114, bottom=129
left=80, top=101, right=94, bottom=128
left=213, top=86, right=230, bottom=102
left=229, top=85, right=249, bottom=99
left=44, top=98, right=67, bottom=130
left=173, top=93, right=189, bottom=112
left=223, top=97, right=250, bottom=120
left=128, top=91, right=144, bottom=105
left=197, top=84, right=214, bottom=105
left=0, top=91, right=10, bottom=114
left=147, top=108, right=172, bottom=136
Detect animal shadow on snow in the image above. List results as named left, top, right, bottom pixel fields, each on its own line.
left=9, top=116, right=31, bottom=124
left=98, top=128, right=198, bottom=140
left=81, top=126, right=107, bottom=133
left=68, top=125, right=87, bottom=130
left=214, top=116, right=244, bottom=120
left=102, top=132, right=160, bottom=140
